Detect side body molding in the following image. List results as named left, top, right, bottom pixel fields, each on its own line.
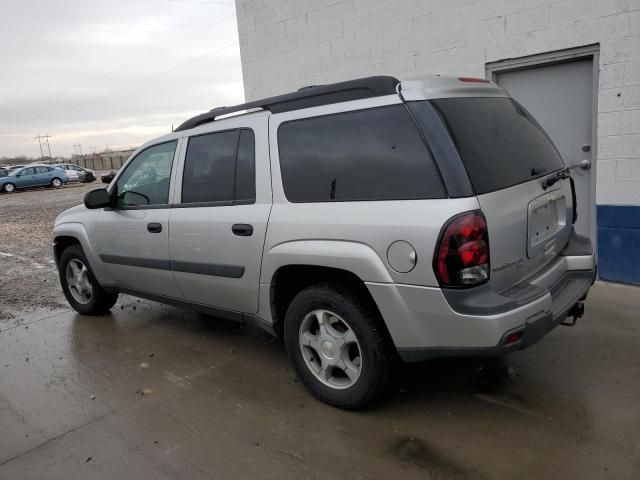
left=261, top=240, right=393, bottom=284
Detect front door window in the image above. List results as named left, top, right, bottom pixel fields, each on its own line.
left=114, top=141, right=177, bottom=208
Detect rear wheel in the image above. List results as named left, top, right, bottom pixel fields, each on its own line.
left=51, top=177, right=63, bottom=188
left=284, top=284, right=393, bottom=409
left=2, top=183, right=16, bottom=193
left=59, top=244, right=118, bottom=314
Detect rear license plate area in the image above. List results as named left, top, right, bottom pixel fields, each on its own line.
left=527, top=190, right=567, bottom=259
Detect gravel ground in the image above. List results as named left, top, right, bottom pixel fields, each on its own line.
left=0, top=182, right=100, bottom=315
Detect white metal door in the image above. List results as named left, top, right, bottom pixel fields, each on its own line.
left=492, top=58, right=596, bottom=242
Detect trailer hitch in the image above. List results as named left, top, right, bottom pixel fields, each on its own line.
left=562, top=302, right=584, bottom=326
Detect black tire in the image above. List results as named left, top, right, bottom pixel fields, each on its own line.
left=283, top=283, right=394, bottom=410
left=2, top=182, right=16, bottom=193
left=51, top=177, right=63, bottom=188
left=59, top=244, right=118, bottom=315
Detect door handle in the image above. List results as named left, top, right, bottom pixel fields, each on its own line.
left=147, top=223, right=163, bottom=233
left=569, top=159, right=591, bottom=171
left=232, top=224, right=253, bottom=236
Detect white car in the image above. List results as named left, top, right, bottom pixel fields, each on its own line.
left=54, top=164, right=95, bottom=182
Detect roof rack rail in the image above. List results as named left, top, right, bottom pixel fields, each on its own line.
left=174, top=75, right=400, bottom=132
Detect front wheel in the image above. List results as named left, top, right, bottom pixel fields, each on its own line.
left=59, top=244, right=118, bottom=315
left=283, top=284, right=394, bottom=409
left=51, top=177, right=63, bottom=188
left=2, top=182, right=16, bottom=193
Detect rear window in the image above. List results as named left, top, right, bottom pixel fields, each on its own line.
left=430, top=97, right=564, bottom=195
left=277, top=105, right=445, bottom=202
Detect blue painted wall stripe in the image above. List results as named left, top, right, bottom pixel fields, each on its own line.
left=598, top=205, right=640, bottom=229
left=597, top=205, right=640, bottom=285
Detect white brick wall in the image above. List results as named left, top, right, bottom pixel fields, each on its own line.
left=235, top=0, right=640, bottom=205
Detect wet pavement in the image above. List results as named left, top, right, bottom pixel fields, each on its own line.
left=1, top=186, right=640, bottom=479
left=1, top=283, right=638, bottom=479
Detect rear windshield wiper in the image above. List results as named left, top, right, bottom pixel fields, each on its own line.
left=541, top=168, right=570, bottom=190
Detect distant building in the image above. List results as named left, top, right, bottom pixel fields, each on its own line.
left=73, top=148, right=136, bottom=170
left=235, top=0, right=640, bottom=284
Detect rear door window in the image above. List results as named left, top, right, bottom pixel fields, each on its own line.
left=181, top=128, right=255, bottom=205
left=429, top=97, right=564, bottom=195
left=277, top=105, right=445, bottom=202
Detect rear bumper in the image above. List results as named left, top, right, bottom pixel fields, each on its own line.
left=367, top=250, right=595, bottom=363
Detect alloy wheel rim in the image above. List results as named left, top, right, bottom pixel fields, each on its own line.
left=65, top=259, right=93, bottom=304
left=53, top=179, right=61, bottom=187
left=298, top=309, right=363, bottom=389
left=5, top=184, right=14, bottom=192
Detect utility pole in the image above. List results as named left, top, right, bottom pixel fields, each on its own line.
left=72, top=143, right=83, bottom=156
left=35, top=134, right=52, bottom=160
left=34, top=134, right=45, bottom=160
left=44, top=133, right=52, bottom=159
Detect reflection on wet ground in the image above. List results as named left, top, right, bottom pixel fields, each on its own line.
left=1, top=281, right=639, bottom=479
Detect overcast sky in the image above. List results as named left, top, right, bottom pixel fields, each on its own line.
left=0, top=0, right=243, bottom=158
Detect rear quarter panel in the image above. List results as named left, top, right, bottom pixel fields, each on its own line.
left=264, top=96, right=480, bottom=287
left=263, top=199, right=480, bottom=286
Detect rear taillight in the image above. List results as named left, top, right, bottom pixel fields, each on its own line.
left=434, top=211, right=490, bottom=287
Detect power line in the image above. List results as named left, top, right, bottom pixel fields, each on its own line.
left=92, top=13, right=235, bottom=81
left=93, top=41, right=238, bottom=102
left=61, top=35, right=238, bottom=130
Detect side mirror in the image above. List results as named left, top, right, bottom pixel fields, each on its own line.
left=121, top=191, right=149, bottom=206
left=84, top=188, right=111, bottom=209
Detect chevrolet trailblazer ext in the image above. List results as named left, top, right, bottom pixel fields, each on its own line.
left=54, top=75, right=595, bottom=409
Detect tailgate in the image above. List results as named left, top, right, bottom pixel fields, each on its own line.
left=478, top=177, right=573, bottom=291
left=427, top=96, right=573, bottom=291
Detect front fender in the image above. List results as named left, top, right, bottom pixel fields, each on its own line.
left=260, top=240, right=393, bottom=284
left=53, top=222, right=112, bottom=285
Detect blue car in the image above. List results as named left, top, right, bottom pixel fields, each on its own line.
left=0, top=165, right=70, bottom=193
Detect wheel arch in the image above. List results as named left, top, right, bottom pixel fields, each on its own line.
left=53, top=235, right=81, bottom=266
left=268, top=264, right=391, bottom=344
left=53, top=223, right=111, bottom=285
left=261, top=240, right=394, bottom=338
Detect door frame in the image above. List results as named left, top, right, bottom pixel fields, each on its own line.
left=485, top=44, right=600, bottom=253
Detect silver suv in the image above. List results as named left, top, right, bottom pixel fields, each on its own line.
left=54, top=75, right=595, bottom=409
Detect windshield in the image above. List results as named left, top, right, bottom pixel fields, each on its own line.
left=429, top=97, right=565, bottom=195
